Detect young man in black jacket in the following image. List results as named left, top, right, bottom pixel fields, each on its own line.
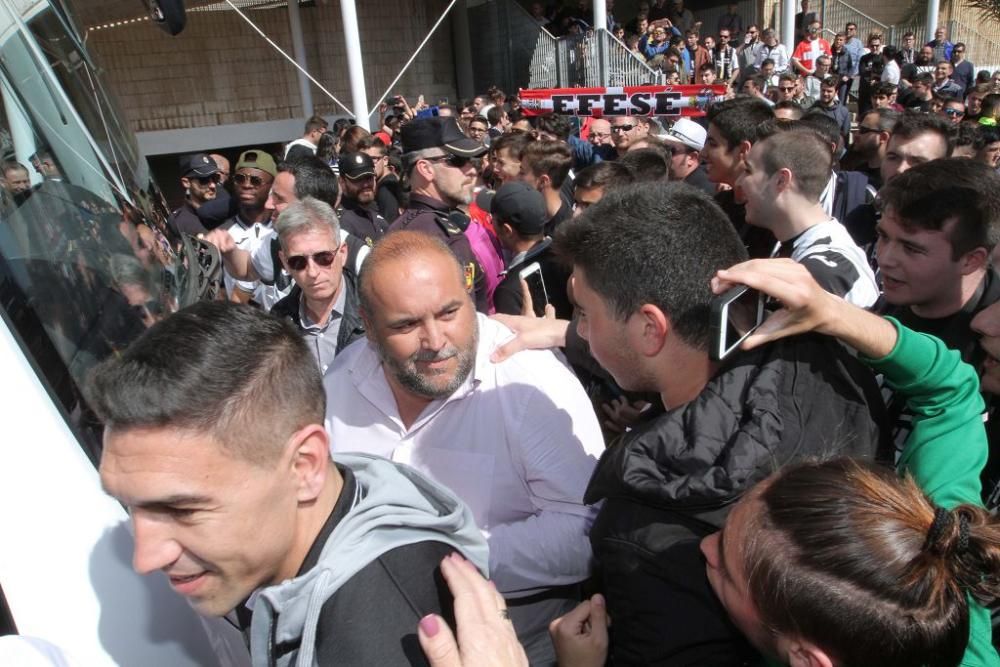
left=494, top=182, right=886, bottom=664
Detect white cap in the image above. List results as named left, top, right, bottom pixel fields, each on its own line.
left=659, top=118, right=707, bottom=152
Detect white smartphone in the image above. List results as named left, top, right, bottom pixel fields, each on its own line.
left=519, top=262, right=549, bottom=317
left=709, top=285, right=765, bottom=361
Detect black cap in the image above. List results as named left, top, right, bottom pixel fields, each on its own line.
left=181, top=153, right=219, bottom=178
left=401, top=117, right=487, bottom=158
left=480, top=182, right=548, bottom=236
left=339, top=152, right=376, bottom=179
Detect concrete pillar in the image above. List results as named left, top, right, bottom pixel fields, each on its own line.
left=339, top=0, right=371, bottom=131
left=287, top=0, right=313, bottom=117
left=451, top=0, right=474, bottom=101
left=592, top=0, right=607, bottom=32
left=782, top=0, right=795, bottom=53
left=925, top=0, right=940, bottom=44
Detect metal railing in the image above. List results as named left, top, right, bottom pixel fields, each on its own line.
left=554, top=30, right=664, bottom=87
left=820, top=0, right=889, bottom=43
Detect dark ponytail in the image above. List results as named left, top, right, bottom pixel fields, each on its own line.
left=742, top=459, right=1000, bottom=667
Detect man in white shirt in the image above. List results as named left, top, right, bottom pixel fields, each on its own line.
left=324, top=230, right=604, bottom=665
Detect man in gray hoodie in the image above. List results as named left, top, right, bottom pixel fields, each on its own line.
left=90, top=301, right=488, bottom=667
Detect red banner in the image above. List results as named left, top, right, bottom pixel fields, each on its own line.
left=518, top=85, right=727, bottom=118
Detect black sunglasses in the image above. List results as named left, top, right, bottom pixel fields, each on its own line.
left=234, top=173, right=267, bottom=188
left=192, top=174, right=220, bottom=186
left=856, top=126, right=881, bottom=133
left=286, top=250, right=338, bottom=271
left=423, top=154, right=472, bottom=169
left=611, top=124, right=636, bottom=132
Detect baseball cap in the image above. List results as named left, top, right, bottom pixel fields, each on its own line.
left=181, top=153, right=219, bottom=178
left=479, top=182, right=548, bottom=236
left=659, top=118, right=707, bottom=152
left=235, top=149, right=277, bottom=178
left=338, top=152, right=376, bottom=180
left=401, top=117, right=488, bottom=158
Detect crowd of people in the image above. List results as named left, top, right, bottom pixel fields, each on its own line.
left=81, top=13, right=1000, bottom=665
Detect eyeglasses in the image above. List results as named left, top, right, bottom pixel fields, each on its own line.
left=778, top=86, right=795, bottom=92
left=944, top=108, right=965, bottom=116
left=856, top=126, right=881, bottom=134
left=234, top=173, right=267, bottom=188
left=423, top=154, right=472, bottom=169
left=611, top=124, right=636, bottom=132
left=192, top=174, right=220, bottom=186
left=286, top=250, right=339, bottom=271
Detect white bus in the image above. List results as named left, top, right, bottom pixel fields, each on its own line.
left=0, top=0, right=249, bottom=663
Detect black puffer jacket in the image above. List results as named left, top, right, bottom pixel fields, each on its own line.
left=270, top=269, right=366, bottom=356
left=585, top=333, right=887, bottom=666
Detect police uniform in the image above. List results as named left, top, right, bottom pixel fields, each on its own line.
left=389, top=117, right=489, bottom=312
left=167, top=153, right=219, bottom=237
left=337, top=153, right=389, bottom=247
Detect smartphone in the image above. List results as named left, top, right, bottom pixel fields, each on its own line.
left=709, top=285, right=765, bottom=362
left=519, top=262, right=549, bottom=317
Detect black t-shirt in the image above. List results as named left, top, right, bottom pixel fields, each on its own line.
left=544, top=201, right=573, bottom=237
left=494, top=240, right=573, bottom=320
left=715, top=189, right=774, bottom=259
left=244, top=466, right=458, bottom=666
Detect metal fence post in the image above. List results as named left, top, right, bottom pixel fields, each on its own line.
left=598, top=30, right=608, bottom=87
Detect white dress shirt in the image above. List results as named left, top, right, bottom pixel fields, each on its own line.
left=324, top=314, right=604, bottom=596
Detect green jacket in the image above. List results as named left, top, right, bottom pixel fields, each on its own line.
left=865, top=319, right=998, bottom=667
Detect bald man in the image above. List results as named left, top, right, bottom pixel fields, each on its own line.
left=588, top=119, right=613, bottom=147
left=323, top=230, right=604, bottom=665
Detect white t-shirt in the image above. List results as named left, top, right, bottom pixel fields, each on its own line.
left=226, top=216, right=272, bottom=304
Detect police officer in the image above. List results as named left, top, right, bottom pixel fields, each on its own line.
left=389, top=117, right=489, bottom=312
left=337, top=152, right=389, bottom=246
left=168, top=153, right=220, bottom=236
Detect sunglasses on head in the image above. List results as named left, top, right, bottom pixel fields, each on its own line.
left=424, top=154, right=472, bottom=169
left=286, top=250, right=339, bottom=271
left=234, top=173, right=267, bottom=187
left=612, top=124, right=636, bottom=132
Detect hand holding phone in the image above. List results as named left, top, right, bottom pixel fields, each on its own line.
left=519, top=263, right=549, bottom=318
left=709, top=285, right=765, bottom=361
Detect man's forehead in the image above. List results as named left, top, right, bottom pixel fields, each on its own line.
left=889, top=132, right=948, bottom=158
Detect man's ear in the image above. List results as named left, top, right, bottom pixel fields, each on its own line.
left=784, top=637, right=835, bottom=667
left=959, top=246, right=989, bottom=275
left=636, top=303, right=670, bottom=357
left=774, top=167, right=793, bottom=194
left=539, top=174, right=553, bottom=191
left=180, top=176, right=191, bottom=190
left=737, top=140, right=753, bottom=165
left=286, top=424, right=331, bottom=504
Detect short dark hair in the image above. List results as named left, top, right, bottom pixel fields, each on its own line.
left=974, top=125, right=1000, bottom=151
left=492, top=131, right=534, bottom=159
left=879, top=158, right=1000, bottom=257
left=913, top=72, right=935, bottom=87
left=707, top=97, right=775, bottom=150
left=1, top=160, right=27, bottom=176
left=486, top=106, right=505, bottom=126
left=520, top=140, right=573, bottom=188
left=574, top=161, right=635, bottom=191
left=761, top=57, right=775, bottom=68
left=618, top=146, right=671, bottom=182
left=699, top=62, right=717, bottom=73
left=778, top=72, right=799, bottom=85
left=881, top=45, right=899, bottom=63
left=533, top=114, right=572, bottom=140
left=799, top=111, right=841, bottom=150
left=304, top=114, right=328, bottom=134
left=820, top=75, right=839, bottom=89
left=953, top=121, right=978, bottom=150
left=757, top=129, right=833, bottom=201
left=873, top=81, right=897, bottom=97
left=469, top=115, right=489, bottom=129
left=555, top=183, right=748, bottom=350
left=890, top=112, right=954, bottom=156
left=277, top=156, right=340, bottom=207
left=87, top=302, right=324, bottom=465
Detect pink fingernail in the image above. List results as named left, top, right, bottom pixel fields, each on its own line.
left=420, top=615, right=440, bottom=637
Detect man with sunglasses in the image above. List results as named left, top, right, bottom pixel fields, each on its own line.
left=222, top=149, right=276, bottom=305
left=389, top=117, right=490, bottom=313
left=270, top=198, right=364, bottom=373
left=846, top=108, right=898, bottom=189
left=609, top=116, right=649, bottom=154
left=168, top=153, right=220, bottom=237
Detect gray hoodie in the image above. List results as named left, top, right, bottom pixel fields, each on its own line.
left=248, top=453, right=489, bottom=667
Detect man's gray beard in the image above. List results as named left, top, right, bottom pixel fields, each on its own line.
left=436, top=179, right=473, bottom=208
left=378, top=320, right=479, bottom=400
